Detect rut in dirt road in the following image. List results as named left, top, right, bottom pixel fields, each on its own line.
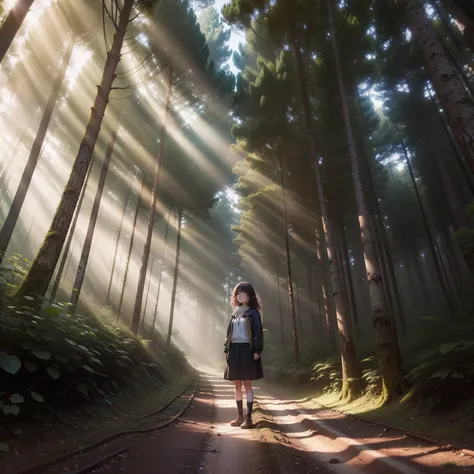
left=86, top=374, right=330, bottom=474
left=89, top=372, right=474, bottom=474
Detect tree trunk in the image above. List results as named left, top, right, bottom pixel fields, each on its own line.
left=334, top=230, right=351, bottom=326
left=324, top=214, right=363, bottom=400
left=167, top=208, right=183, bottom=345
left=294, top=37, right=361, bottom=393
left=150, top=208, right=171, bottom=338
left=106, top=174, right=133, bottom=305
left=277, top=150, right=300, bottom=363
left=64, top=242, right=75, bottom=284
left=426, top=138, right=474, bottom=271
left=48, top=157, right=94, bottom=302
left=439, top=0, right=474, bottom=53
left=312, top=209, right=335, bottom=346
left=398, top=125, right=455, bottom=312
left=380, top=231, right=407, bottom=333
left=23, top=213, right=35, bottom=248
left=0, top=37, right=74, bottom=264
left=307, top=262, right=317, bottom=334
left=15, top=0, right=134, bottom=303
left=434, top=1, right=468, bottom=55
left=432, top=147, right=470, bottom=231
left=340, top=217, right=360, bottom=332
left=276, top=263, right=284, bottom=346
left=355, top=92, right=407, bottom=333
left=117, top=176, right=145, bottom=322
left=141, top=249, right=156, bottom=331
left=0, top=0, right=35, bottom=63
left=68, top=118, right=119, bottom=314
left=327, top=0, right=403, bottom=401
left=399, top=0, right=474, bottom=170
left=296, top=279, right=302, bottom=337
left=426, top=83, right=474, bottom=197
left=130, top=65, right=173, bottom=335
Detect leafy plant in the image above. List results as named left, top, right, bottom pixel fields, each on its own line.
left=0, top=254, right=32, bottom=302
left=361, top=356, right=382, bottom=395
left=405, top=339, right=474, bottom=411
left=310, top=357, right=342, bottom=393
left=0, top=300, right=190, bottom=425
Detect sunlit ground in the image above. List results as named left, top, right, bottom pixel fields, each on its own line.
left=198, top=372, right=473, bottom=473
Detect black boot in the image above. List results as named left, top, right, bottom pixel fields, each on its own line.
left=241, top=401, right=254, bottom=429
left=230, top=400, right=244, bottom=426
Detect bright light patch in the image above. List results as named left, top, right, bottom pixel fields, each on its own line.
left=66, top=45, right=92, bottom=88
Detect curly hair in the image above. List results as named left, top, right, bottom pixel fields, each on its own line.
left=231, top=282, right=262, bottom=310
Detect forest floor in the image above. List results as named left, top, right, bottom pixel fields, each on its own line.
left=3, top=370, right=474, bottom=473
left=0, top=374, right=192, bottom=472
left=313, top=390, right=474, bottom=450
left=264, top=381, right=474, bottom=451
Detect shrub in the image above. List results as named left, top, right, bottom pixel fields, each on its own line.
left=405, top=339, right=474, bottom=411
left=0, top=300, right=190, bottom=421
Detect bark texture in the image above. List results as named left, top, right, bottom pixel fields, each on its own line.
left=0, top=0, right=35, bottom=63
left=130, top=65, right=173, bottom=335
left=69, top=118, right=119, bottom=313
left=328, top=0, right=403, bottom=400
left=400, top=0, right=474, bottom=172
left=167, top=208, right=183, bottom=345
left=16, top=0, right=134, bottom=302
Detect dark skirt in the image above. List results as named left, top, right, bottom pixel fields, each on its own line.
left=224, top=343, right=263, bottom=381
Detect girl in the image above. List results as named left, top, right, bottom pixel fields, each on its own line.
left=224, top=282, right=264, bottom=429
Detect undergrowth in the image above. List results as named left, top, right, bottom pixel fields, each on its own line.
left=0, top=299, right=190, bottom=453
left=405, top=339, right=474, bottom=411
left=267, top=319, right=474, bottom=412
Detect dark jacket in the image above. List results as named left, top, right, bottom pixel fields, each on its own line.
left=224, top=307, right=264, bottom=354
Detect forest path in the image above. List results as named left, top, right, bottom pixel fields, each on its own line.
left=89, top=372, right=474, bottom=474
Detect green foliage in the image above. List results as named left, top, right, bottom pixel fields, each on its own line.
left=310, top=357, right=342, bottom=393
left=198, top=6, right=232, bottom=69
left=406, top=339, right=474, bottom=411
left=0, top=302, right=190, bottom=421
left=361, top=356, right=382, bottom=395
left=0, top=254, right=31, bottom=301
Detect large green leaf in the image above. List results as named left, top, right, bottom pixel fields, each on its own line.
left=439, top=342, right=460, bottom=355
left=431, top=369, right=450, bottom=379
left=0, top=443, right=9, bottom=453
left=47, top=367, right=60, bottom=380
left=10, top=394, right=24, bottom=404
left=30, top=391, right=45, bottom=403
left=32, top=350, right=52, bottom=361
left=0, top=352, right=21, bottom=375
left=3, top=404, right=20, bottom=415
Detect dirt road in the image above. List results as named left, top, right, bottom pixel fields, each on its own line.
left=86, top=372, right=474, bottom=474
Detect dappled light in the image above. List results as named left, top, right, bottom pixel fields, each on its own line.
left=1, top=0, right=474, bottom=472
